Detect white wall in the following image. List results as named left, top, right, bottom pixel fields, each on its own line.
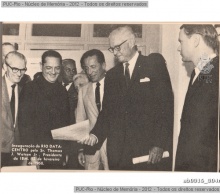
left=161, top=24, right=194, bottom=170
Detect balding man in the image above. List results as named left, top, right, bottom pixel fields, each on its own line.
left=1, top=51, right=27, bottom=167
left=2, top=42, right=31, bottom=88
left=82, top=26, right=174, bottom=171
left=2, top=43, right=15, bottom=76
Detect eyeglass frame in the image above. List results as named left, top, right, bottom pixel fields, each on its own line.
left=108, top=39, right=128, bottom=53
left=5, top=61, right=27, bottom=74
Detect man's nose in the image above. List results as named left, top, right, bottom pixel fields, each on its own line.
left=52, top=68, right=56, bottom=74
left=177, top=45, right=181, bottom=52
left=113, top=49, right=118, bottom=55
left=88, top=68, right=93, bottom=75
left=17, top=70, right=22, bottom=76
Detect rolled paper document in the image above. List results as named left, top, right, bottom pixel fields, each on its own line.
left=132, top=151, right=169, bottom=164
left=51, top=120, right=90, bottom=141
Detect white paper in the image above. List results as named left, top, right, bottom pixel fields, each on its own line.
left=132, top=151, right=169, bottom=164
left=51, top=120, right=90, bottom=141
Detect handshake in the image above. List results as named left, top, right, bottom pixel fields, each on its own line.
left=77, top=134, right=98, bottom=146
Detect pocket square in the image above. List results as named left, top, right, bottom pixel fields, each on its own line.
left=140, top=77, right=150, bottom=82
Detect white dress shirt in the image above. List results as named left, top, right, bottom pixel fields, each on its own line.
left=62, top=81, right=73, bottom=91
left=5, top=75, right=18, bottom=126
left=123, top=51, right=139, bottom=78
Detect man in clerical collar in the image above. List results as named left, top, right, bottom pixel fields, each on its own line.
left=18, top=50, right=70, bottom=169
left=1, top=51, right=27, bottom=167
left=175, top=24, right=219, bottom=172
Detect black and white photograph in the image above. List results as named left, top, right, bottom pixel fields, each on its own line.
left=1, top=22, right=219, bottom=173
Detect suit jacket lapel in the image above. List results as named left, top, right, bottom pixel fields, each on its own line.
left=2, top=76, right=14, bottom=125
left=130, top=55, right=142, bottom=86
left=86, top=82, right=99, bottom=115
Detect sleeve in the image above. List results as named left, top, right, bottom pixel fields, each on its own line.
left=75, top=87, right=87, bottom=123
left=18, top=84, right=37, bottom=145
left=75, top=87, right=88, bottom=152
left=90, top=74, right=111, bottom=150
left=148, top=53, right=174, bottom=153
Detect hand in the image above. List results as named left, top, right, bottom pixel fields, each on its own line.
left=78, top=134, right=98, bottom=146
left=78, top=151, right=85, bottom=167
left=148, top=147, right=163, bottom=164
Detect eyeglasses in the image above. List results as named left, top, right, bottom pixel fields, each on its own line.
left=5, top=62, right=27, bottom=74
left=108, top=40, right=128, bottom=53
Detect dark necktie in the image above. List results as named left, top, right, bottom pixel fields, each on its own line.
left=95, top=82, right=101, bottom=112
left=188, top=69, right=196, bottom=89
left=125, top=62, right=130, bottom=88
left=10, top=84, right=16, bottom=124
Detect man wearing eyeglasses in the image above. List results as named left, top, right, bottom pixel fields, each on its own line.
left=2, top=42, right=31, bottom=88
left=1, top=51, right=27, bottom=167
left=81, top=26, right=174, bottom=171
left=18, top=50, right=70, bottom=169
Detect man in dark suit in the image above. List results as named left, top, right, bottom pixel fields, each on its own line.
left=19, top=50, right=70, bottom=169
left=81, top=26, right=174, bottom=170
left=60, top=58, right=81, bottom=169
left=175, top=25, right=219, bottom=172
left=1, top=51, right=27, bottom=167
left=61, top=59, right=78, bottom=124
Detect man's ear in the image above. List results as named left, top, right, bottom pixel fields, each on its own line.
left=102, top=62, right=106, bottom=70
left=40, top=62, right=43, bottom=71
left=128, top=38, right=135, bottom=49
left=193, top=34, right=200, bottom=48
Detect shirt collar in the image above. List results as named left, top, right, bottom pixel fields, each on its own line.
left=124, top=51, right=139, bottom=67
left=93, top=76, right=105, bottom=86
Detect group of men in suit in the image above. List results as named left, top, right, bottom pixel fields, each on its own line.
left=1, top=24, right=219, bottom=172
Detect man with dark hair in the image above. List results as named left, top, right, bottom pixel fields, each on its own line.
left=18, top=50, right=70, bottom=169
left=1, top=51, right=27, bottom=167
left=81, top=27, right=174, bottom=171
left=175, top=25, right=219, bottom=172
left=76, top=49, right=109, bottom=170
left=61, top=59, right=78, bottom=124
left=60, top=58, right=80, bottom=169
